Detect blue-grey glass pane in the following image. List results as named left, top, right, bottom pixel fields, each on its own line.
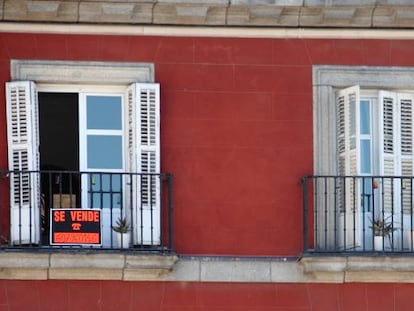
left=89, top=192, right=122, bottom=209
left=88, top=174, right=122, bottom=209
left=89, top=174, right=121, bottom=192
left=87, top=135, right=122, bottom=169
left=361, top=178, right=373, bottom=212
left=360, top=100, right=370, bottom=135
left=360, top=139, right=371, bottom=174
left=87, top=96, right=122, bottom=130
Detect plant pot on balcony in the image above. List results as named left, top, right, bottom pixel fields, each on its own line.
left=112, top=217, right=130, bottom=249
left=116, top=232, right=131, bottom=249
left=374, top=235, right=385, bottom=251
left=370, top=216, right=395, bottom=251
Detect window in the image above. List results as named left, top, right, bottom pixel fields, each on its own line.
left=334, top=86, right=414, bottom=249
left=5, top=61, right=160, bottom=248
left=313, top=66, right=414, bottom=251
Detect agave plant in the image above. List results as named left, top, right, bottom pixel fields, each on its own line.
left=370, top=215, right=396, bottom=238
left=112, top=217, right=130, bottom=233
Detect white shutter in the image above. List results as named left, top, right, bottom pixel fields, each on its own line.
left=127, top=83, right=160, bottom=245
left=6, top=81, right=40, bottom=244
left=398, top=93, right=414, bottom=214
left=379, top=91, right=397, bottom=213
left=336, top=86, right=361, bottom=249
left=337, top=86, right=361, bottom=196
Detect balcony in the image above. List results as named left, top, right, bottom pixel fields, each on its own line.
left=302, top=175, right=414, bottom=254
left=0, top=170, right=174, bottom=253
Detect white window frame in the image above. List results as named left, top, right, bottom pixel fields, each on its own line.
left=314, top=66, right=414, bottom=251
left=7, top=60, right=160, bottom=246
left=314, top=65, right=414, bottom=175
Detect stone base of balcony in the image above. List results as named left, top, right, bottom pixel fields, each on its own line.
left=301, top=255, right=414, bottom=283
left=0, top=252, right=178, bottom=281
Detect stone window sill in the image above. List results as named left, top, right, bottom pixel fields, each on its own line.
left=301, top=255, right=414, bottom=283
left=0, top=251, right=178, bottom=281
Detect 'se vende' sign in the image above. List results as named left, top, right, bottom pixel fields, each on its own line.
left=51, top=209, right=101, bottom=245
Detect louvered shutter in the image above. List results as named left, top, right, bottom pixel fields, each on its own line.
left=399, top=94, right=414, bottom=213
left=127, top=83, right=160, bottom=245
left=336, top=86, right=361, bottom=249
left=379, top=91, right=399, bottom=213
left=6, top=81, right=40, bottom=244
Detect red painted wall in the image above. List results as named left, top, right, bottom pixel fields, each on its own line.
left=1, top=279, right=413, bottom=310
left=1, top=34, right=413, bottom=256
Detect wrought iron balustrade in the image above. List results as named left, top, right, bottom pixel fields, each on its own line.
left=302, top=175, right=414, bottom=254
left=0, top=170, right=173, bottom=252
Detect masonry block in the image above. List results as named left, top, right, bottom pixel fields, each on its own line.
left=232, top=0, right=302, bottom=4
left=227, top=5, right=300, bottom=26
left=125, top=254, right=178, bottom=270
left=300, top=6, right=374, bottom=27
left=301, top=256, right=347, bottom=273
left=0, top=0, right=4, bottom=20
left=4, top=0, right=78, bottom=22
left=377, top=0, right=414, bottom=5
left=373, top=6, right=414, bottom=28
left=50, top=253, right=124, bottom=269
left=0, top=268, right=48, bottom=280
left=304, top=0, right=377, bottom=5
left=345, top=271, right=414, bottom=283
left=153, top=3, right=227, bottom=25
left=0, top=252, right=49, bottom=268
left=160, top=0, right=228, bottom=3
left=49, top=268, right=123, bottom=280
left=79, top=2, right=154, bottom=24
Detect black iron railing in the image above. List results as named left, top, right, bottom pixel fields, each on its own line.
left=302, top=175, right=414, bottom=254
left=0, top=170, right=174, bottom=252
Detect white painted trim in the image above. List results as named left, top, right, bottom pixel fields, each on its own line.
left=37, top=84, right=127, bottom=93
left=3, top=22, right=414, bottom=39
left=11, top=60, right=154, bottom=85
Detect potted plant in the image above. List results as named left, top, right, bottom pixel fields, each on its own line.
left=370, top=215, right=396, bottom=251
left=112, top=217, right=130, bottom=249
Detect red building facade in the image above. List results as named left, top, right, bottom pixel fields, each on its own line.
left=2, top=2, right=414, bottom=309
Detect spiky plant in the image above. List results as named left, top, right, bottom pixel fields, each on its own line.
left=112, top=217, right=130, bottom=233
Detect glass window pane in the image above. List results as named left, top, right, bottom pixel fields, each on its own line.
left=87, top=135, right=123, bottom=169
left=360, top=100, right=370, bottom=135
left=88, top=174, right=122, bottom=209
left=87, top=96, right=122, bottom=130
left=360, top=139, right=371, bottom=174
left=89, top=174, right=121, bottom=192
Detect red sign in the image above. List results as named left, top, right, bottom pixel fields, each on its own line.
left=50, top=209, right=101, bottom=245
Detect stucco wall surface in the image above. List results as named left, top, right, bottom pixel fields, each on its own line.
left=1, top=280, right=413, bottom=310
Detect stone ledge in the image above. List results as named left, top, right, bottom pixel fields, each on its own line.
left=0, top=251, right=178, bottom=281
left=4, top=1, right=414, bottom=28
left=301, top=255, right=414, bottom=282
left=3, top=253, right=414, bottom=282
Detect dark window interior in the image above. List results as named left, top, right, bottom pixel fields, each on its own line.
left=38, top=92, right=79, bottom=172
left=38, top=92, right=79, bottom=241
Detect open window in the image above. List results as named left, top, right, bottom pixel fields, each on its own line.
left=314, top=82, right=414, bottom=251
left=5, top=81, right=160, bottom=247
